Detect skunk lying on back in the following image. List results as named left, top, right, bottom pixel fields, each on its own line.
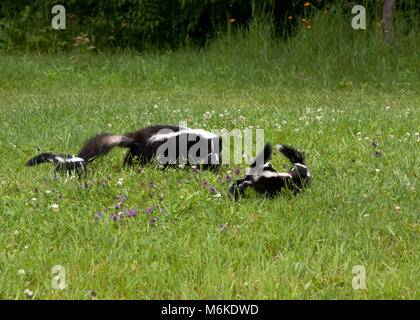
left=25, top=125, right=222, bottom=173
left=228, top=143, right=310, bottom=200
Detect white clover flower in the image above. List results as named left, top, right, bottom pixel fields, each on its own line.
left=395, top=206, right=401, bottom=214
left=356, top=132, right=361, bottom=136
left=18, top=269, right=26, bottom=275
left=24, top=289, right=33, bottom=297
left=31, top=198, right=37, bottom=201
left=49, top=204, right=59, bottom=210
left=375, top=169, right=381, bottom=173
left=213, top=193, right=222, bottom=198
left=107, top=123, right=112, bottom=127
left=386, top=106, right=391, bottom=110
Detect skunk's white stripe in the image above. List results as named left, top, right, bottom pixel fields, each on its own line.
left=54, top=156, right=66, bottom=163
left=66, top=157, right=85, bottom=163
left=148, top=128, right=218, bottom=143
left=294, top=163, right=307, bottom=169
left=262, top=171, right=292, bottom=179
left=54, top=156, right=84, bottom=163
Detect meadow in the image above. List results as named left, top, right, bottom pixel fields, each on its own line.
left=0, top=9, right=419, bottom=299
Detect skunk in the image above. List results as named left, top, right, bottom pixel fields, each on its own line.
left=25, top=153, right=87, bottom=173
left=228, top=144, right=310, bottom=200
left=25, top=125, right=222, bottom=173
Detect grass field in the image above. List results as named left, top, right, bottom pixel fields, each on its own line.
left=0, top=10, right=419, bottom=299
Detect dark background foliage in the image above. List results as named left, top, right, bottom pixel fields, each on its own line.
left=0, top=0, right=418, bottom=52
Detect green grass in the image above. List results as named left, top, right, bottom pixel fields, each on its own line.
left=0, top=8, right=419, bottom=299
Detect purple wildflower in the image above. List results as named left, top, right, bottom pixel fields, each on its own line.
left=116, top=195, right=126, bottom=202
left=218, top=224, right=227, bottom=232
left=114, top=202, right=122, bottom=210
left=179, top=180, right=184, bottom=184
left=137, top=168, right=143, bottom=174
left=375, top=151, right=381, bottom=157
left=218, top=176, right=223, bottom=182
left=372, top=141, right=378, bottom=147
left=225, top=175, right=232, bottom=182
left=82, top=184, right=89, bottom=190
left=150, top=182, right=155, bottom=188
left=209, top=186, right=216, bottom=193
left=234, top=168, right=241, bottom=175
left=193, top=168, right=200, bottom=174
left=150, top=216, right=157, bottom=225
left=43, top=179, right=48, bottom=184
left=53, top=175, right=57, bottom=180
left=202, top=180, right=208, bottom=186
left=34, top=188, right=38, bottom=193
left=351, top=159, right=356, bottom=162
left=282, top=164, right=288, bottom=169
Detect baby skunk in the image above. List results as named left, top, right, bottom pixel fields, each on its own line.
left=25, top=125, right=222, bottom=173
left=228, top=143, right=310, bottom=200
left=25, top=153, right=87, bottom=173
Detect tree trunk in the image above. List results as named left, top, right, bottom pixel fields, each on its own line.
left=382, top=0, right=396, bottom=44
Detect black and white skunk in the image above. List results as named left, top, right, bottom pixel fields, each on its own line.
left=25, top=125, right=222, bottom=173
left=228, top=144, right=310, bottom=200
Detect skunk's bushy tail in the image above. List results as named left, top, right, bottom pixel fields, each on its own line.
left=77, top=133, right=134, bottom=164
left=276, top=145, right=305, bottom=165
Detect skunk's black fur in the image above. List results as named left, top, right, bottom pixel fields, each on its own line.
left=228, top=143, right=310, bottom=200
left=25, top=125, right=222, bottom=173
